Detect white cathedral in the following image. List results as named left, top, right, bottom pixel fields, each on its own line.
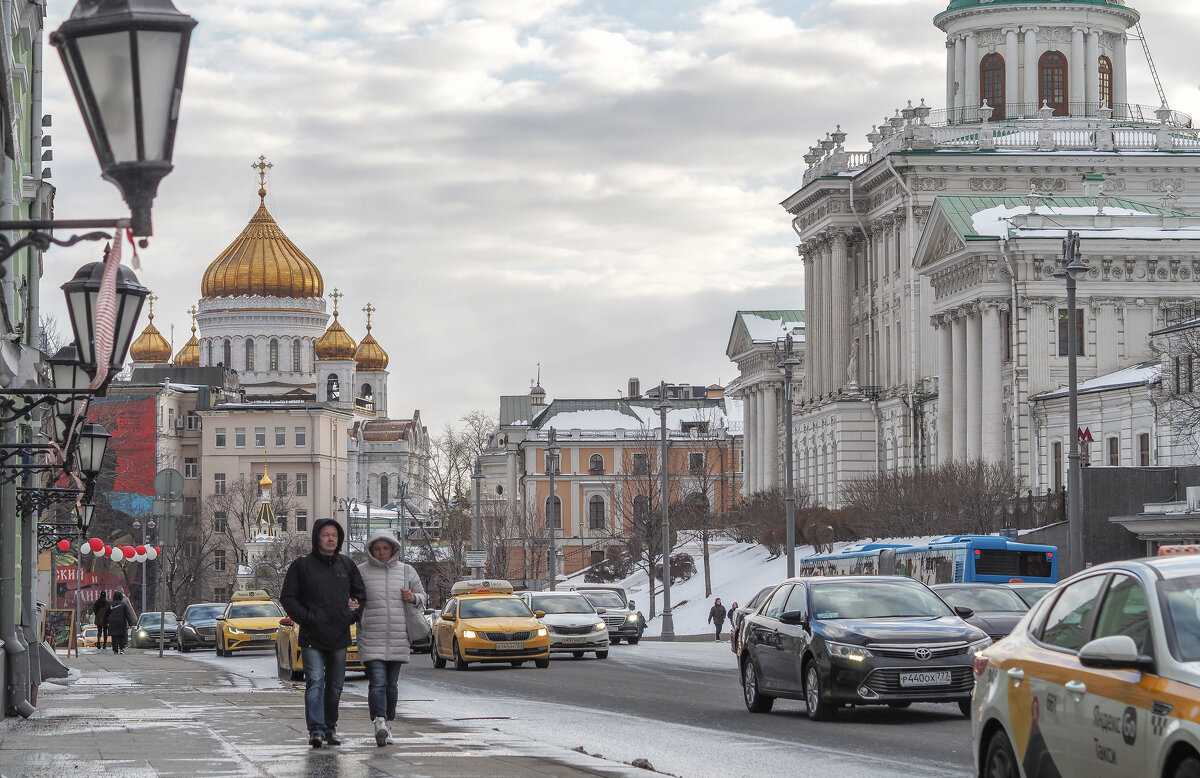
left=729, top=0, right=1200, bottom=506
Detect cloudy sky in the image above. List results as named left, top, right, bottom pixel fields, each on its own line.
left=39, top=0, right=1198, bottom=431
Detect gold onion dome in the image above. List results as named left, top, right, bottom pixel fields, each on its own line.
left=200, top=166, right=324, bottom=300
left=173, top=306, right=200, bottom=367
left=354, top=303, right=388, bottom=370
left=315, top=290, right=357, bottom=360
left=130, top=299, right=172, bottom=363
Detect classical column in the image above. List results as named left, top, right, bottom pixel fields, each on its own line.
left=1070, top=27, right=1086, bottom=112
left=757, top=387, right=768, bottom=493
left=764, top=383, right=778, bottom=489
left=809, top=246, right=824, bottom=398
left=966, top=306, right=983, bottom=459
left=745, top=387, right=757, bottom=493
left=953, top=311, right=968, bottom=460
left=937, top=314, right=954, bottom=464
left=1025, top=298, right=1053, bottom=393
left=822, top=239, right=835, bottom=396
left=954, top=35, right=966, bottom=115
left=802, top=256, right=815, bottom=400
left=946, top=39, right=956, bottom=118
left=1023, top=27, right=1039, bottom=110
left=1113, top=34, right=1128, bottom=109
left=981, top=302, right=1005, bottom=462
left=1085, top=29, right=1100, bottom=112
left=830, top=230, right=850, bottom=390
left=964, top=33, right=979, bottom=114
left=1005, top=29, right=1020, bottom=115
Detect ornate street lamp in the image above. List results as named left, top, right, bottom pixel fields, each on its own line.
left=472, top=457, right=484, bottom=578
left=546, top=428, right=559, bottom=591
left=1053, top=230, right=1088, bottom=573
left=776, top=334, right=802, bottom=578
left=61, top=258, right=151, bottom=379
left=76, top=423, right=111, bottom=479
left=655, top=382, right=675, bottom=641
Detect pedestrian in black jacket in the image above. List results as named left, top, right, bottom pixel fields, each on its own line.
left=280, top=518, right=366, bottom=749
left=92, top=591, right=110, bottom=650
left=106, top=590, right=136, bottom=654
left=707, top=598, right=727, bottom=642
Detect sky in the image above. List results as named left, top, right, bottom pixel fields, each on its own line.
left=38, top=0, right=1200, bottom=433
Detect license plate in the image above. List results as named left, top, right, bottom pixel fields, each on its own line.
left=899, top=670, right=952, bottom=687
left=562, top=637, right=585, bottom=645
left=252, top=634, right=273, bottom=642
left=495, top=642, right=525, bottom=651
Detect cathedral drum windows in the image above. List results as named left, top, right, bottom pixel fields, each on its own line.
left=269, top=339, right=279, bottom=371
left=245, top=339, right=255, bottom=371
left=1039, top=51, right=1068, bottom=115
left=292, top=339, right=302, bottom=372
left=1098, top=55, right=1113, bottom=110
left=980, top=53, right=1005, bottom=118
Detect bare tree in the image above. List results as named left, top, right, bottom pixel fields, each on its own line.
left=1157, top=326, right=1200, bottom=450
left=673, top=422, right=732, bottom=597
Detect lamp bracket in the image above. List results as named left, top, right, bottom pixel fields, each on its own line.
left=0, top=219, right=127, bottom=267
left=0, top=388, right=91, bottom=423
left=17, top=485, right=83, bottom=515
left=37, top=522, right=87, bottom=551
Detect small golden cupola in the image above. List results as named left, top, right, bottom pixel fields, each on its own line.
left=172, top=306, right=200, bottom=367
left=314, top=288, right=357, bottom=360
left=129, top=295, right=173, bottom=364
left=199, top=157, right=325, bottom=300
left=354, top=302, right=389, bottom=371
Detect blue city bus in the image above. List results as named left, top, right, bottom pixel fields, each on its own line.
left=799, top=535, right=1058, bottom=585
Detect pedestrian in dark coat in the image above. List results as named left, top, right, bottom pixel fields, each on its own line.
left=106, top=590, right=136, bottom=654
left=92, top=591, right=110, bottom=650
left=280, top=518, right=366, bottom=749
left=707, top=598, right=727, bottom=642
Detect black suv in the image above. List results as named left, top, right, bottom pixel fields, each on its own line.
left=570, top=586, right=644, bottom=644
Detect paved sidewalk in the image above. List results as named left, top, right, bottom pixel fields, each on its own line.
left=0, top=649, right=637, bottom=777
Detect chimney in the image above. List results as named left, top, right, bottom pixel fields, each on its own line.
left=628, top=377, right=641, bottom=399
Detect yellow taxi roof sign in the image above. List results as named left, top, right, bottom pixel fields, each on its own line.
left=230, top=589, right=272, bottom=601
left=1158, top=545, right=1200, bottom=556
left=451, top=579, right=514, bottom=596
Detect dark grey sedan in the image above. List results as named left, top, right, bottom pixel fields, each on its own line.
left=178, top=602, right=225, bottom=652
left=930, top=583, right=1029, bottom=642
left=737, top=576, right=990, bottom=720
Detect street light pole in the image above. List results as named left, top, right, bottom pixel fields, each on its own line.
left=777, top=334, right=801, bottom=578
left=656, top=382, right=675, bottom=641
left=473, top=457, right=484, bottom=578
left=546, top=428, right=559, bottom=591
left=131, top=514, right=156, bottom=614
left=1054, top=230, right=1088, bottom=574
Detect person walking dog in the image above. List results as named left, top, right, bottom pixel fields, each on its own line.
left=357, top=529, right=427, bottom=746
left=707, top=598, right=727, bottom=642
left=281, top=518, right=366, bottom=749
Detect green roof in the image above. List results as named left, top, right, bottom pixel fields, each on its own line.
left=936, top=0, right=1136, bottom=23
left=933, top=194, right=1185, bottom=240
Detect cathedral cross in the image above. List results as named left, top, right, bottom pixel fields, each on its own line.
left=362, top=302, right=375, bottom=330
left=187, top=305, right=198, bottom=332
left=330, top=287, right=342, bottom=314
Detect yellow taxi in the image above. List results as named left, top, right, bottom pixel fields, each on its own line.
left=275, top=618, right=364, bottom=681
left=215, top=590, right=285, bottom=656
left=431, top=579, right=551, bottom=670
left=971, top=555, right=1200, bottom=778
left=78, top=624, right=98, bottom=648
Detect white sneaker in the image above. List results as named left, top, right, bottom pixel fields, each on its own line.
left=385, top=734, right=397, bottom=745
left=373, top=716, right=389, bottom=747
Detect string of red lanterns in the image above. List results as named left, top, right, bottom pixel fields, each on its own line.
left=56, top=536, right=159, bottom=562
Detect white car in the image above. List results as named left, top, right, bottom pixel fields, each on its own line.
left=520, top=591, right=609, bottom=659
left=971, top=555, right=1200, bottom=778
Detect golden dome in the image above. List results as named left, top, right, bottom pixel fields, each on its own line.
left=130, top=298, right=172, bottom=363
left=354, top=303, right=388, bottom=370
left=173, top=306, right=200, bottom=366
left=315, top=291, right=357, bottom=360
left=200, top=168, right=324, bottom=300
left=259, top=472, right=273, bottom=490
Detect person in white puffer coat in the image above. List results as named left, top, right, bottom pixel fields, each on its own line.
left=356, top=528, right=427, bottom=746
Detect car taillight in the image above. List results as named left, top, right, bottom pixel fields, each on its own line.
left=972, top=653, right=990, bottom=679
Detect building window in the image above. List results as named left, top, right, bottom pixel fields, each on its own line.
left=214, top=473, right=226, bottom=496
left=631, top=453, right=648, bottom=475
left=1107, top=436, right=1119, bottom=466
left=633, top=494, right=650, bottom=522
left=1057, top=309, right=1085, bottom=357
left=206, top=340, right=213, bottom=365
left=589, top=454, right=604, bottom=473
left=1039, top=51, right=1068, bottom=115
left=1052, top=443, right=1062, bottom=491
left=275, top=427, right=286, bottom=447
left=296, top=510, right=308, bottom=532
left=588, top=496, right=605, bottom=530
left=1139, top=433, right=1151, bottom=466
left=183, top=540, right=199, bottom=558
left=235, top=427, right=246, bottom=447
left=295, top=426, right=306, bottom=447
left=589, top=549, right=606, bottom=566
left=223, top=339, right=231, bottom=367
left=186, top=412, right=200, bottom=430
left=184, top=496, right=198, bottom=517
left=276, top=474, right=288, bottom=495
left=380, top=475, right=389, bottom=506
left=1098, top=55, right=1113, bottom=110
left=361, top=383, right=373, bottom=399
left=327, top=374, right=340, bottom=400
left=255, top=427, right=266, bottom=447
left=184, top=457, right=198, bottom=479
left=269, top=339, right=279, bottom=371
left=214, top=550, right=226, bottom=572
left=688, top=452, right=705, bottom=474
left=215, top=427, right=226, bottom=448
left=214, top=511, right=228, bottom=533
left=245, top=339, right=255, bottom=371
left=980, top=53, right=1005, bottom=119
left=292, top=339, right=302, bottom=372
left=295, top=473, right=308, bottom=496
left=277, top=511, right=288, bottom=532
left=546, top=495, right=562, bottom=529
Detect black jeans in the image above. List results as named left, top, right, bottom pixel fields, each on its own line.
left=97, top=623, right=109, bottom=648
left=111, top=631, right=128, bottom=652
left=713, top=620, right=724, bottom=640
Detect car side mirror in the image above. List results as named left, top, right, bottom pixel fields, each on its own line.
left=534, top=610, right=546, bottom=618
left=628, top=600, right=636, bottom=609
left=953, top=605, right=975, bottom=619
left=1079, top=635, right=1155, bottom=673
left=595, top=607, right=606, bottom=615
left=443, top=613, right=456, bottom=622
left=279, top=617, right=293, bottom=626
left=216, top=616, right=226, bottom=621
left=779, top=610, right=808, bottom=627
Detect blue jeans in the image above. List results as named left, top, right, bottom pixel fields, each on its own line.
left=301, top=647, right=347, bottom=736
left=364, top=660, right=403, bottom=721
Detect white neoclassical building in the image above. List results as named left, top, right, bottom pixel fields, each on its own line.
left=733, top=0, right=1200, bottom=505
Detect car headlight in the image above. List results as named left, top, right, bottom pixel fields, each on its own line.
left=626, top=613, right=639, bottom=622
left=182, top=626, right=197, bottom=635
left=968, top=637, right=992, bottom=654
left=827, top=642, right=873, bottom=662
left=462, top=630, right=477, bottom=639
left=537, top=627, right=548, bottom=637
left=136, top=630, right=148, bottom=638
left=227, top=627, right=244, bottom=635
left=593, top=622, right=606, bottom=632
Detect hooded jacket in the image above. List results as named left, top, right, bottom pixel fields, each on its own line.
left=356, top=528, right=428, bottom=663
left=280, top=518, right=367, bottom=651
left=106, top=592, right=137, bottom=634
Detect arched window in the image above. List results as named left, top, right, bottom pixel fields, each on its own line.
left=588, top=496, right=606, bottom=530
left=206, top=341, right=213, bottom=366
left=588, top=453, right=604, bottom=473
left=1039, top=51, right=1068, bottom=115
left=292, top=340, right=302, bottom=372
left=633, top=494, right=650, bottom=523
left=380, top=475, right=389, bottom=506
left=269, top=339, right=279, bottom=371
left=223, top=339, right=231, bottom=367
left=545, top=495, right=562, bottom=529
left=244, top=339, right=255, bottom=371
left=361, top=383, right=373, bottom=399
left=327, top=374, right=340, bottom=401
left=1098, top=55, right=1113, bottom=111
left=980, top=53, right=1005, bottom=119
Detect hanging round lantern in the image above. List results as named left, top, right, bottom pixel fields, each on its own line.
left=145, top=546, right=158, bottom=561
left=111, top=547, right=124, bottom=562
left=104, top=544, right=112, bottom=556
left=89, top=537, right=104, bottom=553
left=135, top=544, right=146, bottom=556
left=79, top=542, right=90, bottom=555
left=57, top=539, right=70, bottom=552
left=121, top=545, right=136, bottom=559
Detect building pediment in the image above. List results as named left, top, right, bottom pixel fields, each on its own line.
left=914, top=202, right=972, bottom=274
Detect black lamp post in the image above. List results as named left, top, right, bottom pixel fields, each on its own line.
left=1053, top=230, right=1088, bottom=574
left=76, top=423, right=111, bottom=478
left=776, top=334, right=801, bottom=578
left=61, top=258, right=151, bottom=379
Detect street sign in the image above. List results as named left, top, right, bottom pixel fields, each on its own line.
left=465, top=551, right=487, bottom=567
left=1077, top=426, right=1094, bottom=443
left=151, top=499, right=183, bottom=518
left=154, top=468, right=184, bottom=497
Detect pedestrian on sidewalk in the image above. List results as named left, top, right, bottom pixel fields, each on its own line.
left=281, top=518, right=366, bottom=750
left=357, top=528, right=427, bottom=747
left=707, top=598, right=727, bottom=642
left=728, top=602, right=740, bottom=651
left=92, top=591, right=110, bottom=650
left=106, top=590, right=136, bottom=654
